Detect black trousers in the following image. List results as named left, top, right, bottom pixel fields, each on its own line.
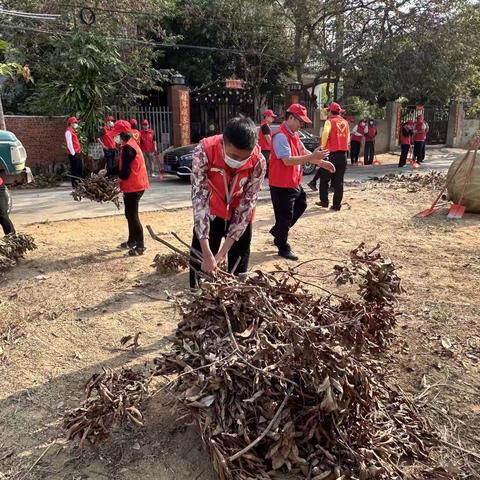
left=270, top=185, right=307, bottom=250
left=189, top=218, right=252, bottom=288
left=123, top=191, right=145, bottom=248
left=399, top=144, right=411, bottom=167
left=103, top=149, right=117, bottom=176
left=364, top=141, right=375, bottom=165
left=350, top=140, right=361, bottom=164
left=414, top=141, right=426, bottom=162
left=0, top=186, right=15, bottom=235
left=319, top=151, right=347, bottom=209
left=69, top=153, right=84, bottom=187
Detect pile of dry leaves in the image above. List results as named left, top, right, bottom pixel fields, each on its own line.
left=154, top=245, right=435, bottom=479
left=0, top=233, right=37, bottom=272
left=372, top=171, right=446, bottom=193
left=65, top=244, right=453, bottom=478
left=63, top=367, right=150, bottom=446
left=71, top=174, right=121, bottom=209
left=152, top=252, right=189, bottom=274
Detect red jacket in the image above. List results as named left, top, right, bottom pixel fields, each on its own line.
left=101, top=125, right=116, bottom=150
left=0, top=177, right=3, bottom=186
left=65, top=127, right=81, bottom=154
left=140, top=129, right=156, bottom=153
left=268, top=123, right=303, bottom=188
left=258, top=121, right=272, bottom=151
left=119, top=138, right=150, bottom=193
left=202, top=135, right=261, bottom=220
left=365, top=125, right=377, bottom=142
left=414, top=121, right=428, bottom=141
left=351, top=122, right=366, bottom=142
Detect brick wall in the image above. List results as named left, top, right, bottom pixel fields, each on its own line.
left=5, top=115, right=67, bottom=171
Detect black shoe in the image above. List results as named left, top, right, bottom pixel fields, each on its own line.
left=307, top=181, right=317, bottom=192
left=330, top=206, right=341, bottom=211
left=315, top=201, right=329, bottom=208
left=278, top=248, right=299, bottom=261
left=119, top=241, right=135, bottom=249
left=128, top=247, right=146, bottom=256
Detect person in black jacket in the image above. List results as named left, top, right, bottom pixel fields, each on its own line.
left=0, top=178, right=15, bottom=235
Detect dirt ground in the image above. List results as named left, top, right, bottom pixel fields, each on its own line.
left=1, top=179, right=479, bottom=480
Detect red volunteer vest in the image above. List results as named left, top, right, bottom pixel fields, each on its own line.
left=101, top=126, right=116, bottom=150
left=258, top=121, right=272, bottom=151
left=202, top=135, right=261, bottom=221
left=65, top=127, right=81, bottom=154
left=326, top=116, right=349, bottom=152
left=351, top=123, right=366, bottom=142
left=119, top=138, right=150, bottom=193
left=414, top=121, right=427, bottom=141
left=0, top=177, right=4, bottom=186
left=131, top=129, right=141, bottom=144
left=400, top=125, right=413, bottom=145
left=269, top=123, right=303, bottom=188
left=365, top=125, right=377, bottom=142
left=140, top=129, right=155, bottom=152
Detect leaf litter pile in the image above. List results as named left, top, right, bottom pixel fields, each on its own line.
left=0, top=233, right=37, bottom=272
left=64, top=244, right=456, bottom=479
left=71, top=174, right=121, bottom=209
left=371, top=171, right=446, bottom=193
left=152, top=252, right=189, bottom=274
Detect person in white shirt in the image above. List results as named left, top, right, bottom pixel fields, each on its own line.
left=64, top=116, right=84, bottom=187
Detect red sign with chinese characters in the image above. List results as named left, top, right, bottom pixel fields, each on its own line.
left=225, top=79, right=245, bottom=90
left=179, top=89, right=191, bottom=146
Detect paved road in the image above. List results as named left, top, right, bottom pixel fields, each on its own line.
left=11, top=147, right=464, bottom=225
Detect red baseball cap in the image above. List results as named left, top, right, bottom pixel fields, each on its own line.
left=286, top=103, right=311, bottom=123
left=130, top=118, right=138, bottom=127
left=105, top=115, right=114, bottom=122
left=326, top=102, right=345, bottom=113
left=67, top=116, right=79, bottom=124
left=111, top=120, right=133, bottom=136
left=142, top=119, right=149, bottom=126
left=263, top=109, right=277, bottom=118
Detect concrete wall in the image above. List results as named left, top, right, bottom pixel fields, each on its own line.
left=447, top=102, right=480, bottom=148
left=5, top=115, right=66, bottom=171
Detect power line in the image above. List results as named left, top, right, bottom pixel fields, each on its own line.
left=0, top=8, right=61, bottom=20
left=0, top=24, right=294, bottom=63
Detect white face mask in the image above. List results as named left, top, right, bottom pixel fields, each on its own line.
left=72, top=123, right=79, bottom=129
left=224, top=151, right=249, bottom=169
left=108, top=121, right=114, bottom=128
left=114, top=135, right=121, bottom=144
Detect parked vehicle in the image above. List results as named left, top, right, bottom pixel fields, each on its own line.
left=0, top=130, right=33, bottom=213
left=164, top=125, right=321, bottom=179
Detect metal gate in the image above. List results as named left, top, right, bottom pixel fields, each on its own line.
left=110, top=106, right=172, bottom=150
left=400, top=105, right=449, bottom=145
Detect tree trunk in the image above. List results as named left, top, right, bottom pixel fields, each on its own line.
left=0, top=92, right=6, bottom=130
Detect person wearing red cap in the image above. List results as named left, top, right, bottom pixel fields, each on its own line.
left=189, top=117, right=266, bottom=288
left=0, top=177, right=15, bottom=235
left=139, top=119, right=157, bottom=177
left=413, top=114, right=429, bottom=163
left=363, top=119, right=377, bottom=165
left=99, top=120, right=150, bottom=256
left=349, top=118, right=368, bottom=165
left=398, top=119, right=415, bottom=167
left=97, top=115, right=116, bottom=176
left=316, top=102, right=350, bottom=211
left=130, top=119, right=141, bottom=144
left=64, top=116, right=83, bottom=187
left=269, top=103, right=333, bottom=260
left=258, top=109, right=277, bottom=168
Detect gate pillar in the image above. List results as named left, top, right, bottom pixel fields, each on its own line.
left=168, top=74, right=191, bottom=147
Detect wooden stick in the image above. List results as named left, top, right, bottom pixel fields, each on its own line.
left=436, top=438, right=480, bottom=461
left=228, top=393, right=289, bottom=462
left=18, top=440, right=56, bottom=480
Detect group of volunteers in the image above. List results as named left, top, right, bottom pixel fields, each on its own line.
left=64, top=116, right=159, bottom=257
left=398, top=115, right=429, bottom=167
left=64, top=115, right=160, bottom=187
left=56, top=101, right=430, bottom=286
